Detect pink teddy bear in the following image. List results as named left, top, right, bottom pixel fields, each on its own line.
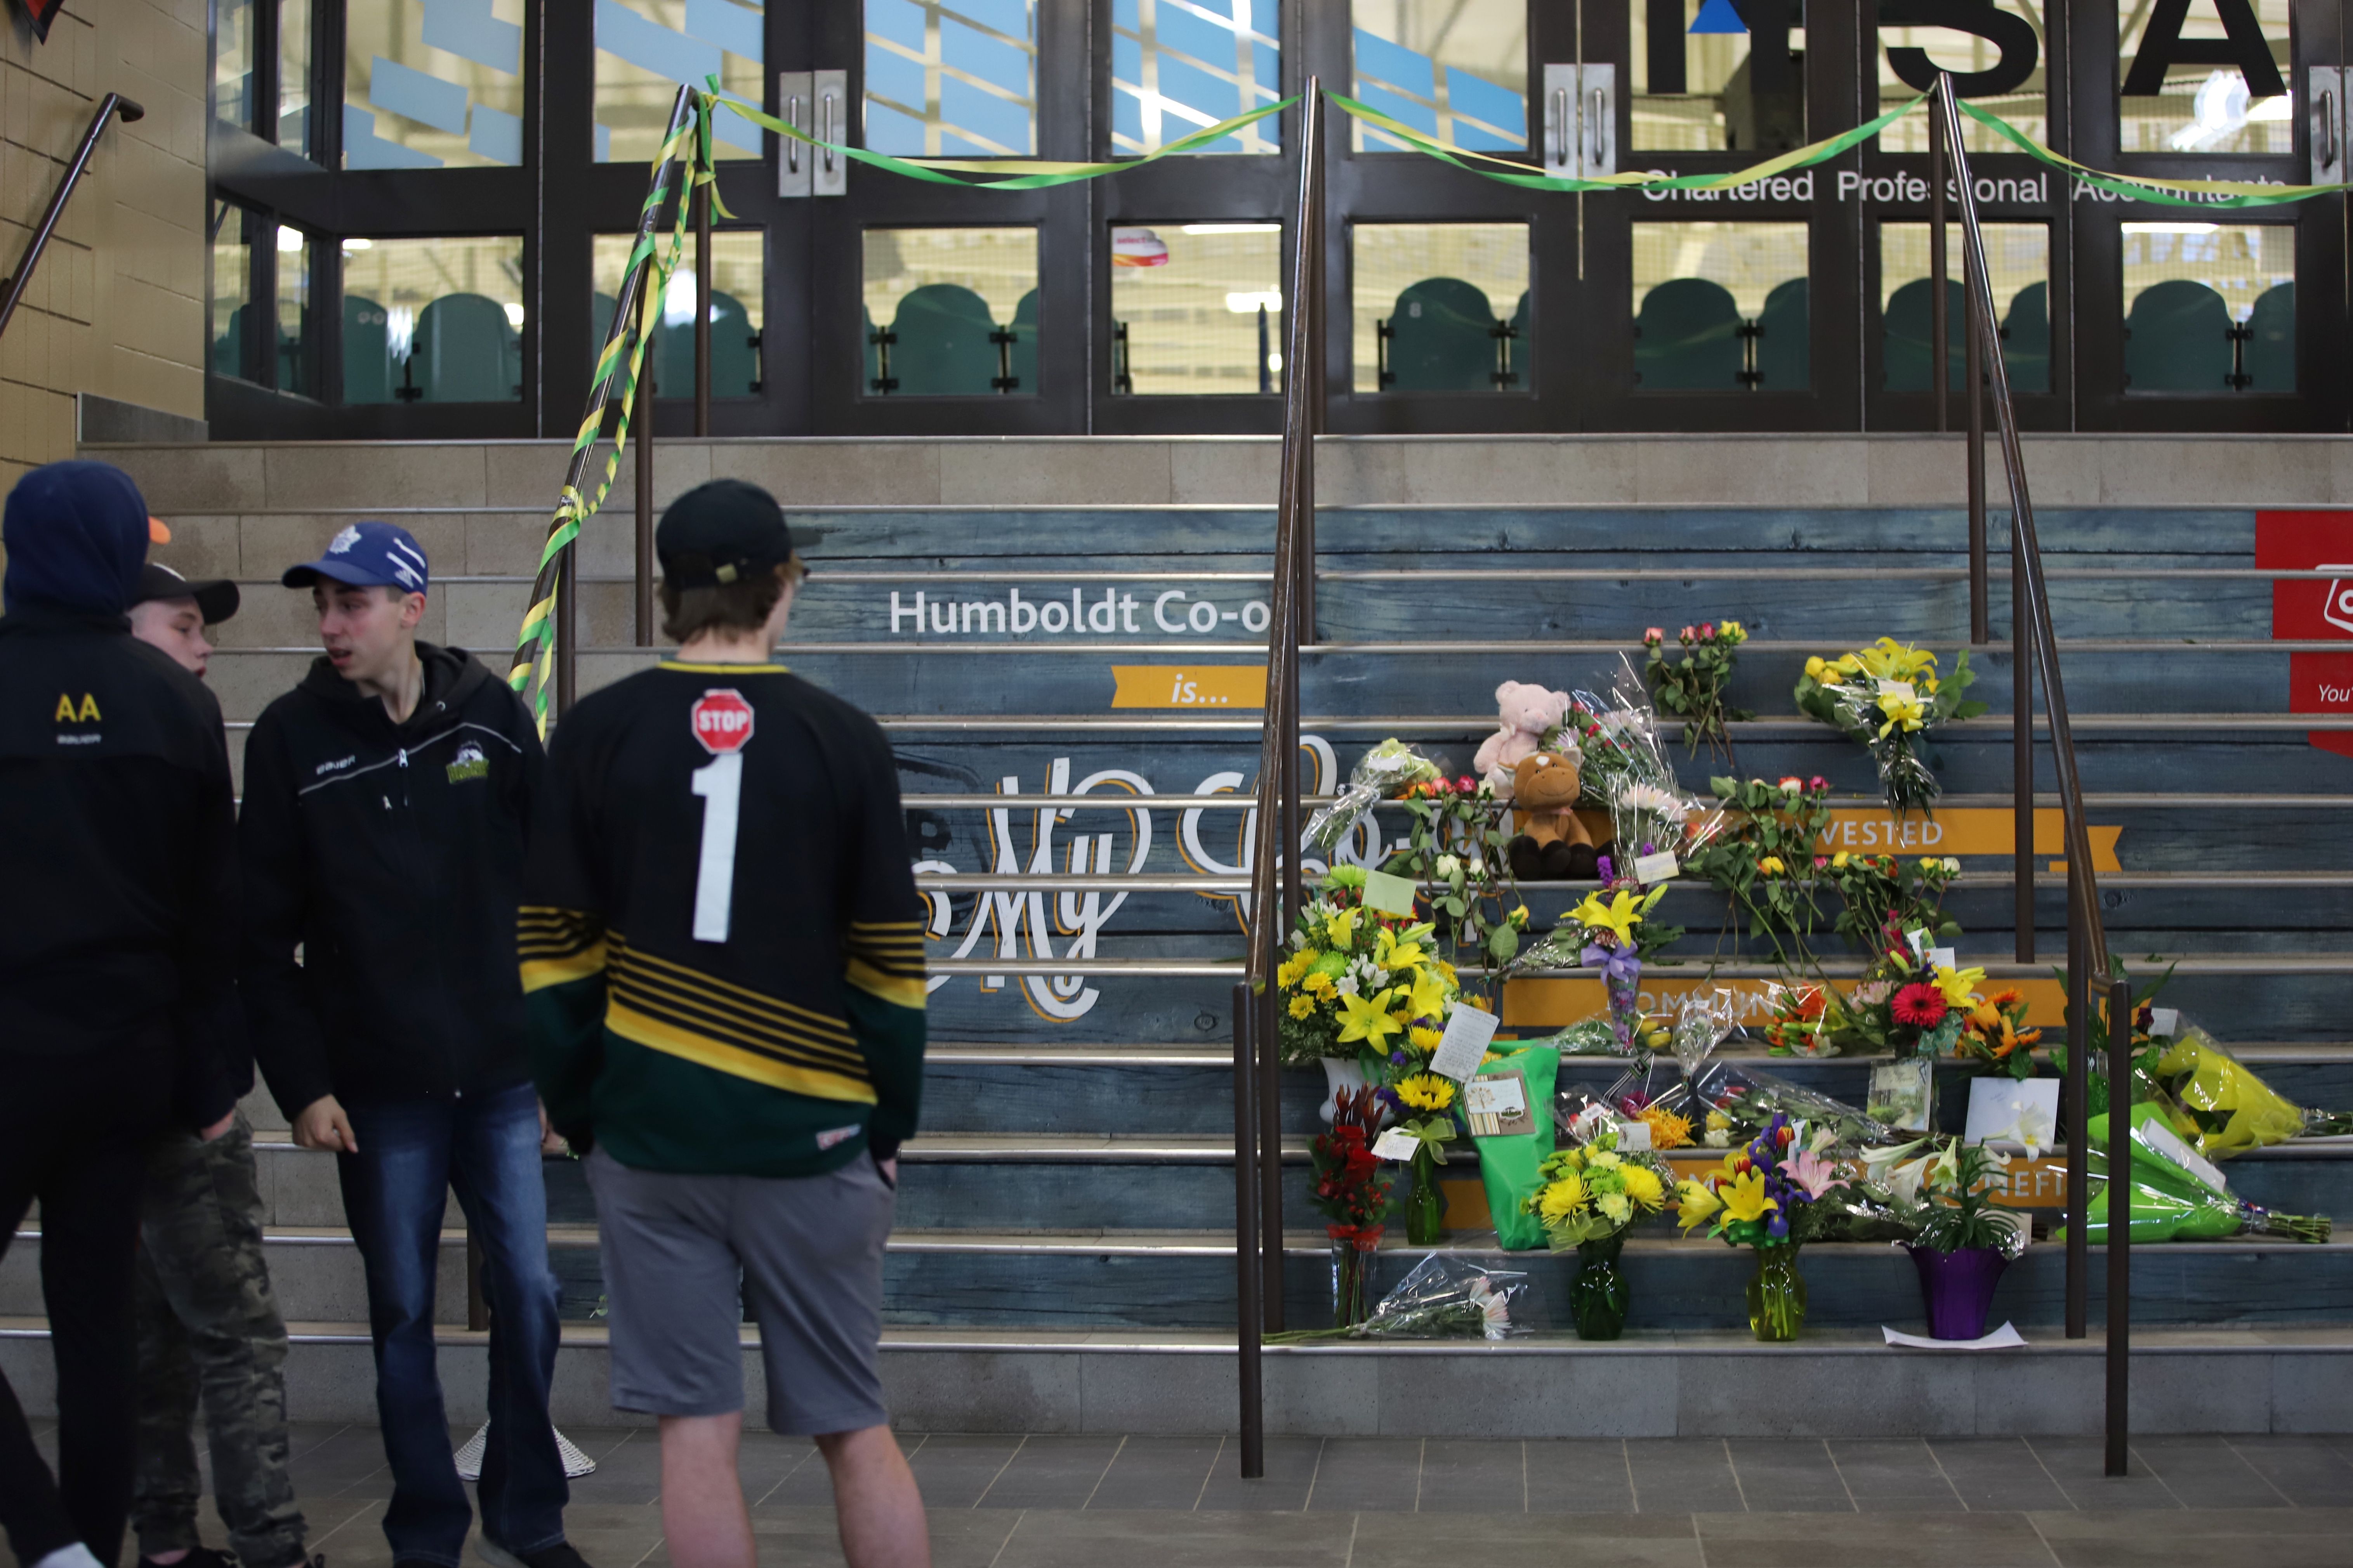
left=1473, top=680, right=1574, bottom=800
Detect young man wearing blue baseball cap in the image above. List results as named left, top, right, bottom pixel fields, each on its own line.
left=238, top=522, right=590, bottom=1568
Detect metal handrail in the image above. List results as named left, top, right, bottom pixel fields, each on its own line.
left=1233, top=74, right=1325, bottom=1481
left=0, top=94, right=143, bottom=344
left=1933, top=76, right=2130, bottom=1476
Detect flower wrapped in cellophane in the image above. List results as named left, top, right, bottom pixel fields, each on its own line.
left=1522, top=1121, right=1677, bottom=1251
left=2149, top=1018, right=2353, bottom=1158
left=1685, top=1059, right=1913, bottom=1151
left=2070, top=1103, right=2332, bottom=1243
left=1544, top=663, right=1680, bottom=814
left=1302, top=737, right=1441, bottom=858
left=1267, top=1253, right=1530, bottom=1342
left=1794, top=637, right=1987, bottom=816
left=1274, top=866, right=1460, bottom=1070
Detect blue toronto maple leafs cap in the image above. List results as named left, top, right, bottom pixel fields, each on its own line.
left=281, top=520, right=430, bottom=594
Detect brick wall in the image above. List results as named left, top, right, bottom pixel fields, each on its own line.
left=0, top=0, right=206, bottom=490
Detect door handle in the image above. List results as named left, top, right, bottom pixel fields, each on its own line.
left=1552, top=86, right=1568, bottom=167
left=1586, top=86, right=1604, bottom=173
left=787, top=93, right=802, bottom=174
left=822, top=91, right=837, bottom=174
left=2321, top=88, right=2339, bottom=172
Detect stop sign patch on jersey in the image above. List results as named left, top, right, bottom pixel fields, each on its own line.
left=691, top=689, right=755, bottom=754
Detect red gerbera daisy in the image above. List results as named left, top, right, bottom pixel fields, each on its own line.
left=1891, top=983, right=1948, bottom=1027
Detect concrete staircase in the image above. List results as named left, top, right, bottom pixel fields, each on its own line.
left=8, top=432, right=2353, bottom=1437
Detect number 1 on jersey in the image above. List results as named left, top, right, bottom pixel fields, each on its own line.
left=690, top=752, right=743, bottom=942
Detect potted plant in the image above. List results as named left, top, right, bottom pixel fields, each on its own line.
left=1860, top=1136, right=2027, bottom=1341
left=1521, top=1122, right=1676, bottom=1339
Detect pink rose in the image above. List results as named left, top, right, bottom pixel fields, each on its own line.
left=1678, top=625, right=1695, bottom=641
left=1699, top=622, right=1716, bottom=640
left=1643, top=626, right=1665, bottom=643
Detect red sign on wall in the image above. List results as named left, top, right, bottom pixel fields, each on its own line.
left=2255, top=512, right=2353, bottom=760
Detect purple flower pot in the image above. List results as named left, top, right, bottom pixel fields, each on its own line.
left=1908, top=1245, right=2009, bottom=1341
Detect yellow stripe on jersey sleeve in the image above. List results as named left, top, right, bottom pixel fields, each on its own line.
left=518, top=905, right=608, bottom=992
left=607, top=999, right=880, bottom=1105
left=847, top=956, right=928, bottom=1010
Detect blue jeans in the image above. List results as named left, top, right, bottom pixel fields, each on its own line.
left=339, top=1082, right=566, bottom=1567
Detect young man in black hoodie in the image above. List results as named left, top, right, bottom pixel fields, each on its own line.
left=0, top=461, right=245, bottom=1568
left=239, top=522, right=587, bottom=1568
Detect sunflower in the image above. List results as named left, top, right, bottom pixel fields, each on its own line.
left=1408, top=1026, right=1443, bottom=1053
left=1396, top=1073, right=1455, bottom=1112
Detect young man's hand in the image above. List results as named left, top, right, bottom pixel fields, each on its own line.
left=293, top=1094, right=359, bottom=1152
left=538, top=1098, right=570, bottom=1155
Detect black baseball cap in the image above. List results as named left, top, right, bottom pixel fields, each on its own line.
left=133, top=562, right=240, bottom=625
left=656, top=479, right=801, bottom=590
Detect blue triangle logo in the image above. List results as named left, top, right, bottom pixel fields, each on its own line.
left=1690, top=0, right=1749, bottom=33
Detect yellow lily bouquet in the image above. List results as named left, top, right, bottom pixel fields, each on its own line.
left=1793, top=637, right=1986, bottom=816
left=1275, top=866, right=1462, bottom=1074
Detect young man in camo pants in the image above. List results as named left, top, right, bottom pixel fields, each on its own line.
left=126, top=564, right=315, bottom=1568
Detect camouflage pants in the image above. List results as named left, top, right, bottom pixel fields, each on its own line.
left=132, top=1112, right=308, bottom=1568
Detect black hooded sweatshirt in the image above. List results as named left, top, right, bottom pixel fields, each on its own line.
left=240, top=642, right=544, bottom=1116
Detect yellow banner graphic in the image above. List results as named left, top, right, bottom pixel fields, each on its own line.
left=1109, top=665, right=1267, bottom=709
left=1817, top=808, right=2122, bottom=873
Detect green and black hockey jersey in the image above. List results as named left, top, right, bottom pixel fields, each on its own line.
left=519, top=660, right=926, bottom=1177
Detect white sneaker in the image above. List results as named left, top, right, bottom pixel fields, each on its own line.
left=454, top=1424, right=596, bottom=1480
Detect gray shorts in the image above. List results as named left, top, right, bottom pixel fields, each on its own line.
left=585, top=1146, right=894, bottom=1434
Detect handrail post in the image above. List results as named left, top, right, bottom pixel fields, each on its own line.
left=0, top=93, right=142, bottom=344
left=694, top=175, right=714, bottom=435
left=2014, top=522, right=2033, bottom=961
left=1962, top=99, right=1988, bottom=648
left=2105, top=975, right=2134, bottom=1475
left=1231, top=980, right=1265, bottom=1479
left=1929, top=78, right=1948, bottom=434
left=2065, top=869, right=2088, bottom=1338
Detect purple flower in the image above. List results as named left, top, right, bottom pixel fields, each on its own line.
left=1390, top=1050, right=1409, bottom=1065
left=1582, top=942, right=1642, bottom=987
left=1767, top=1211, right=1790, bottom=1240
left=1596, top=854, right=1615, bottom=881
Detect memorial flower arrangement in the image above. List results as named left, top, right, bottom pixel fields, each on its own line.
left=1684, top=775, right=1836, bottom=974
left=1384, top=772, right=1530, bottom=1006
left=1309, top=1086, right=1393, bottom=1324
left=1825, top=851, right=1960, bottom=961
left=1761, top=982, right=1833, bottom=1057
left=1794, top=638, right=1986, bottom=816
left=1524, top=1122, right=1676, bottom=1249
left=1274, top=867, right=1460, bottom=1069
left=2148, top=1018, right=2353, bottom=1156
left=1674, top=1113, right=1860, bottom=1341
left=1957, top=987, right=2045, bottom=1079
left=1835, top=951, right=1985, bottom=1059
left=1644, top=619, right=1753, bottom=762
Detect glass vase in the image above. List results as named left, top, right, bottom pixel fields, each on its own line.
left=1606, top=973, right=1642, bottom=1051
left=1330, top=1238, right=1374, bottom=1327
left=1747, top=1244, right=1807, bottom=1342
left=1405, top=1147, right=1446, bottom=1244
left=1570, top=1232, right=1632, bottom=1340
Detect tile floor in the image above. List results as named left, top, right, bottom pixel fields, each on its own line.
left=12, top=1422, right=2353, bottom=1568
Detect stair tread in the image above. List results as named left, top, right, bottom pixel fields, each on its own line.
left=10, top=1314, right=2353, bottom=1352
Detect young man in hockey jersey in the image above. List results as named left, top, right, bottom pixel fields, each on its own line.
left=239, top=522, right=588, bottom=1568
left=521, top=479, right=931, bottom=1568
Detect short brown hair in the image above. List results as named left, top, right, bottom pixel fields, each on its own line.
left=659, top=560, right=791, bottom=642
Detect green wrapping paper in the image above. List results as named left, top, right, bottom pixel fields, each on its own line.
left=1474, top=1044, right=1560, bottom=1251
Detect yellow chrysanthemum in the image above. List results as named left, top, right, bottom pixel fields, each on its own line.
left=1622, top=1164, right=1666, bottom=1212
left=1587, top=1149, right=1622, bottom=1171
left=1705, top=1109, right=1733, bottom=1132
left=1537, top=1172, right=1589, bottom=1221
left=1287, top=995, right=1315, bottom=1019
left=1396, top=1072, right=1455, bottom=1112
left=1598, top=1192, right=1633, bottom=1224
left=1305, top=973, right=1336, bottom=999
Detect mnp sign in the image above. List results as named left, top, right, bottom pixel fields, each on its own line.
left=2256, top=512, right=2353, bottom=760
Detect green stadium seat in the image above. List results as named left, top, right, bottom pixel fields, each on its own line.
left=1883, top=277, right=1966, bottom=392
left=2245, top=281, right=2294, bottom=393
left=1754, top=278, right=1808, bottom=391
left=1636, top=277, right=1742, bottom=390
left=2125, top=279, right=2233, bottom=392
left=1384, top=277, right=1497, bottom=392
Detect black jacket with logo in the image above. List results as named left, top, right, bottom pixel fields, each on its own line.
left=0, top=607, right=246, bottom=1130
left=240, top=642, right=544, bottom=1116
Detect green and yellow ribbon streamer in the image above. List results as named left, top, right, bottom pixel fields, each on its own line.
left=1956, top=98, right=2347, bottom=207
